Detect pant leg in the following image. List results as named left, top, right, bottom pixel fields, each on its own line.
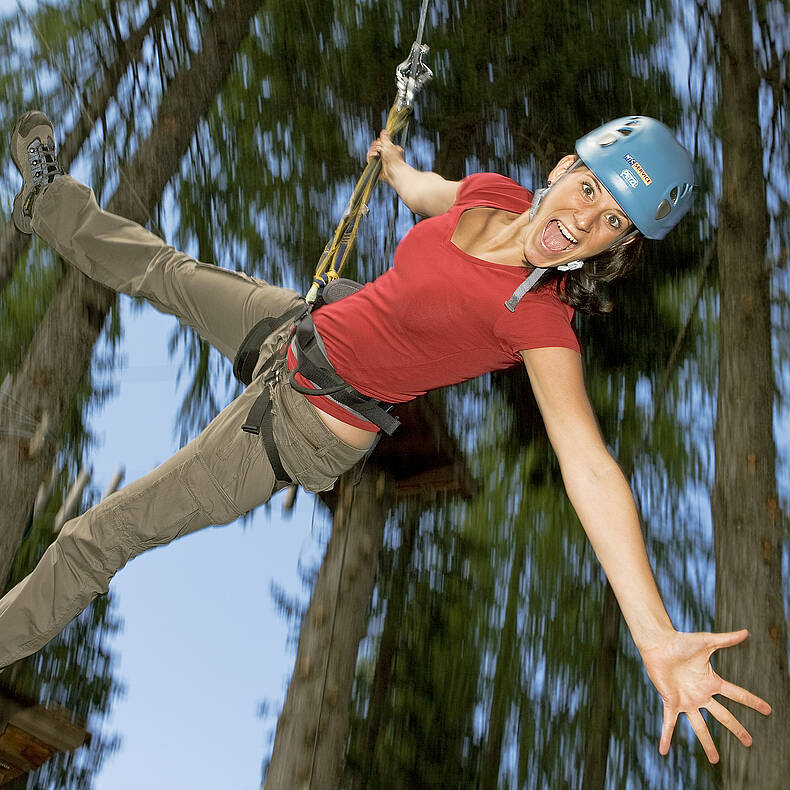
left=0, top=371, right=367, bottom=669
left=31, top=176, right=303, bottom=360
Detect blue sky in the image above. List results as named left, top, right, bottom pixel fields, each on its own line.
left=86, top=302, right=320, bottom=790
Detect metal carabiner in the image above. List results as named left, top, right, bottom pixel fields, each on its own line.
left=395, top=42, right=433, bottom=110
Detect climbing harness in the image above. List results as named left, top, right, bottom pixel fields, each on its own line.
left=289, top=314, right=401, bottom=434
left=234, top=289, right=400, bottom=484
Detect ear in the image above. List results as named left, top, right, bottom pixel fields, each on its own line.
left=612, top=229, right=641, bottom=250
left=547, top=154, right=579, bottom=185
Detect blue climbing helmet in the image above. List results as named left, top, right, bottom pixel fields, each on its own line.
left=574, top=116, right=695, bottom=240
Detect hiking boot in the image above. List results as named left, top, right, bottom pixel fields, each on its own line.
left=10, top=111, right=63, bottom=234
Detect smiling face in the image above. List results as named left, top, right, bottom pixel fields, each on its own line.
left=522, top=155, right=635, bottom=268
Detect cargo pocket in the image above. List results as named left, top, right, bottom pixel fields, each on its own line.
left=114, top=457, right=209, bottom=554
left=272, top=378, right=365, bottom=492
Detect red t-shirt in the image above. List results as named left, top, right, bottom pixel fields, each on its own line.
left=289, top=173, right=580, bottom=429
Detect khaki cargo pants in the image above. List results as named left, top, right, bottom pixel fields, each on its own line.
left=0, top=176, right=367, bottom=669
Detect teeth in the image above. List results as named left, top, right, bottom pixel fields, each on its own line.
left=556, top=220, right=578, bottom=244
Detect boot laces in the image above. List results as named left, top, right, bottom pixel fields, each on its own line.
left=27, top=138, right=61, bottom=188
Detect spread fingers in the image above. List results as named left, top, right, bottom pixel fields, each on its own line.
left=705, top=698, right=752, bottom=747
left=687, top=709, right=719, bottom=764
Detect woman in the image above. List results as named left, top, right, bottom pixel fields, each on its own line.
left=2, top=111, right=771, bottom=763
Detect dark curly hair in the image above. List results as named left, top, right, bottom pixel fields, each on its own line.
left=537, top=234, right=644, bottom=315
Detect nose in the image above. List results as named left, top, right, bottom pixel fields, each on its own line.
left=573, top=207, right=595, bottom=233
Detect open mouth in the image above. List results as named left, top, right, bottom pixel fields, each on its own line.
left=541, top=219, right=578, bottom=253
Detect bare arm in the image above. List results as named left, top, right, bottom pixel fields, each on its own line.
left=522, top=346, right=674, bottom=648
left=522, top=346, right=771, bottom=762
left=367, top=130, right=460, bottom=217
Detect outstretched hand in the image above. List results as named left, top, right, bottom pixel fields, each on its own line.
left=639, top=629, right=772, bottom=762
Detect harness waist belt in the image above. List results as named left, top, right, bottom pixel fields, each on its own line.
left=235, top=305, right=399, bottom=486
left=289, top=315, right=401, bottom=436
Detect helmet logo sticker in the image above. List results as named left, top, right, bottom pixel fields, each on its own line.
left=623, top=154, right=652, bottom=186
left=619, top=169, right=638, bottom=189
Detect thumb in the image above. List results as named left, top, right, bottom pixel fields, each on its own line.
left=711, top=628, right=749, bottom=651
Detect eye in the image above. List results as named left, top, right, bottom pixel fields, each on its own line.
left=607, top=214, right=621, bottom=229
left=581, top=181, right=594, bottom=198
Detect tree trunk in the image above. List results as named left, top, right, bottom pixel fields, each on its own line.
left=480, top=529, right=526, bottom=790
left=351, top=506, right=419, bottom=789
left=0, top=0, right=262, bottom=589
left=0, top=0, right=172, bottom=293
left=265, top=469, right=390, bottom=790
left=712, top=1, right=789, bottom=786
left=581, top=581, right=619, bottom=790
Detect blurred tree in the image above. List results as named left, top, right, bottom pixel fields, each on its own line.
left=712, top=0, right=790, bottom=786
left=0, top=253, right=123, bottom=789
left=265, top=470, right=392, bottom=790
left=0, top=0, right=263, bottom=589
left=0, top=1, right=264, bottom=786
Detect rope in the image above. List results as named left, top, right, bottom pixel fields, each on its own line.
left=306, top=103, right=412, bottom=300
left=414, top=0, right=430, bottom=46
left=306, top=474, right=358, bottom=790
left=305, top=0, right=433, bottom=303
left=652, top=241, right=715, bottom=417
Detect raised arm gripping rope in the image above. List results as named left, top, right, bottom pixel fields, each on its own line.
left=233, top=0, right=434, bottom=461
left=305, top=0, right=433, bottom=304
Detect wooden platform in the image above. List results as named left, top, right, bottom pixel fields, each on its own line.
left=0, top=689, right=88, bottom=786
left=378, top=393, right=477, bottom=500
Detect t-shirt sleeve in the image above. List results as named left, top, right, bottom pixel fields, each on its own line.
left=455, top=173, right=532, bottom=212
left=493, top=291, right=581, bottom=356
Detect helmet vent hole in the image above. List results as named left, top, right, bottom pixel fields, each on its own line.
left=680, top=182, right=693, bottom=198
left=670, top=186, right=679, bottom=203
left=597, top=132, right=618, bottom=146
left=618, top=127, right=633, bottom=136
left=655, top=199, right=672, bottom=220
